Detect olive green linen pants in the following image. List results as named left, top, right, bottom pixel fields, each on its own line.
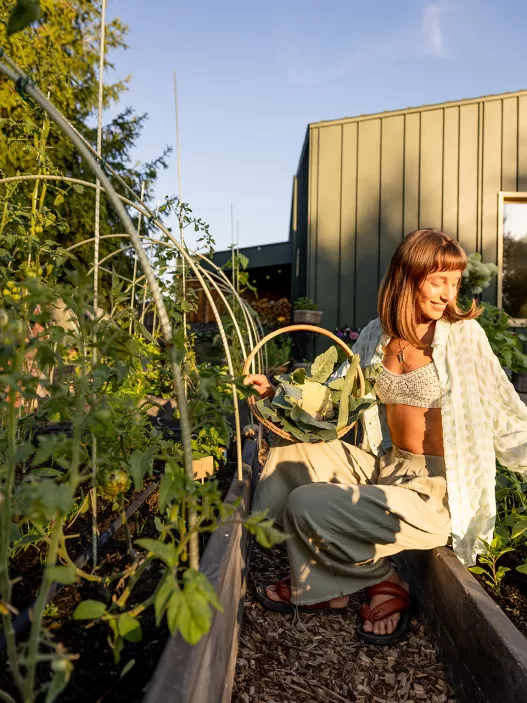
left=253, top=438, right=452, bottom=605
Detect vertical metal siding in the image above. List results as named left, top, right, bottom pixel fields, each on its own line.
left=292, top=136, right=310, bottom=302
left=457, top=104, right=479, bottom=254
left=502, top=98, right=518, bottom=191
left=315, top=125, right=342, bottom=332
left=481, top=101, right=502, bottom=275
left=403, top=112, right=420, bottom=234
left=299, top=91, right=527, bottom=329
left=442, top=106, right=460, bottom=237
left=519, top=96, right=527, bottom=192
left=419, top=109, right=444, bottom=228
left=356, top=119, right=382, bottom=328
left=379, top=115, right=405, bottom=280
left=339, top=122, right=358, bottom=328
left=307, top=128, right=319, bottom=301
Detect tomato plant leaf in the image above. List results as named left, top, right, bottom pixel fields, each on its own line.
left=48, top=564, right=76, bottom=585
left=135, top=538, right=179, bottom=567
left=119, top=659, right=136, bottom=679
left=183, top=568, right=223, bottom=612
left=73, top=600, right=107, bottom=620
left=117, top=613, right=142, bottom=643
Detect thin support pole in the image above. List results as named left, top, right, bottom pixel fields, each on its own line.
left=130, top=181, right=145, bottom=334
left=91, top=0, right=107, bottom=569
left=174, top=71, right=187, bottom=382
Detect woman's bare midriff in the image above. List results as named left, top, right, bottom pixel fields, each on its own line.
left=385, top=404, right=444, bottom=456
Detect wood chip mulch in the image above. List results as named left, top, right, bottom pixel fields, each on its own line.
left=232, top=542, right=457, bottom=703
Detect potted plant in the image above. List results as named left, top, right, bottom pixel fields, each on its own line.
left=293, top=297, right=322, bottom=325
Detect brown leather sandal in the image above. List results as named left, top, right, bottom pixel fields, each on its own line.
left=255, top=576, right=348, bottom=615
left=357, top=580, right=413, bottom=645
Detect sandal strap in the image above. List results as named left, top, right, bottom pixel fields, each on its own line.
left=366, top=581, right=410, bottom=602
left=275, top=577, right=292, bottom=602
left=360, top=596, right=411, bottom=623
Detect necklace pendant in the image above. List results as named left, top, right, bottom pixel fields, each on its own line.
left=397, top=349, right=405, bottom=363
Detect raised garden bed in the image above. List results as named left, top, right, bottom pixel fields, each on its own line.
left=0, top=455, right=240, bottom=702
left=399, top=546, right=527, bottom=703
left=144, top=438, right=260, bottom=703
left=471, top=545, right=527, bottom=638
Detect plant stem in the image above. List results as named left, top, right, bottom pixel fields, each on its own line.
left=0, top=346, right=25, bottom=694
left=24, top=518, right=64, bottom=699
left=120, top=495, right=133, bottom=555
left=0, top=688, right=17, bottom=703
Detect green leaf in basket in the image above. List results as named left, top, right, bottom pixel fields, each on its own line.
left=256, top=398, right=281, bottom=423
left=310, top=346, right=338, bottom=384
left=337, top=355, right=360, bottom=431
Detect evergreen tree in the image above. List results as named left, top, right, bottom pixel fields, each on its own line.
left=0, top=0, right=171, bottom=280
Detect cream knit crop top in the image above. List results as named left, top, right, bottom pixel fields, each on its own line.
left=375, top=361, right=444, bottom=408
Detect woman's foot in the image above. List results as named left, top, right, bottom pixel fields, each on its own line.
left=361, top=571, right=409, bottom=635
left=266, top=582, right=350, bottom=609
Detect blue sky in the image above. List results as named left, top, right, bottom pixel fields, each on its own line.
left=104, top=0, right=527, bottom=252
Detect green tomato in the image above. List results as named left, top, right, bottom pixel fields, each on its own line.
left=51, top=658, right=73, bottom=674
left=0, top=309, right=8, bottom=328
left=100, top=469, right=128, bottom=497
left=167, top=504, right=179, bottom=523
left=94, top=408, right=112, bottom=422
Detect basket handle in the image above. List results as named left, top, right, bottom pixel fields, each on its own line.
left=242, top=324, right=365, bottom=397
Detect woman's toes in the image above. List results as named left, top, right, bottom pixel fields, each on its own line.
left=362, top=619, right=373, bottom=632
left=266, top=585, right=281, bottom=601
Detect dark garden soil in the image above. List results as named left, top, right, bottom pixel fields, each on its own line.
left=233, top=542, right=457, bottom=703
left=1, top=459, right=237, bottom=703
left=472, top=545, right=527, bottom=639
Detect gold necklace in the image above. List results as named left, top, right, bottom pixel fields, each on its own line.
left=397, top=339, right=411, bottom=363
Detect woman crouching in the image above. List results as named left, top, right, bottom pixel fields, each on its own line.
left=244, top=228, right=527, bottom=645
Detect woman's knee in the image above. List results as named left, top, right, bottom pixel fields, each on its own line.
left=285, top=483, right=335, bottom=524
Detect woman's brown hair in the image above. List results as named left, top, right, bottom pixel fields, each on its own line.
left=378, top=229, right=482, bottom=349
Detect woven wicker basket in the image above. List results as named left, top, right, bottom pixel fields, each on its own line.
left=242, top=324, right=365, bottom=443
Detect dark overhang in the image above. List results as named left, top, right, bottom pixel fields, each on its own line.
left=212, top=241, right=292, bottom=270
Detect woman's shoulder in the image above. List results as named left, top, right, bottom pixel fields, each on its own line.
left=446, top=318, right=491, bottom=355
left=360, top=318, right=382, bottom=337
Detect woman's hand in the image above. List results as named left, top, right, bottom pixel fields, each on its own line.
left=244, top=374, right=275, bottom=399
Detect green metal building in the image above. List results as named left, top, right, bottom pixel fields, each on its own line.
left=291, top=89, right=527, bottom=330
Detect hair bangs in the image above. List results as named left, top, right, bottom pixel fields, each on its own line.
left=378, top=229, right=482, bottom=350
left=431, top=239, right=467, bottom=275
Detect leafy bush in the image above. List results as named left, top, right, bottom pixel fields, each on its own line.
left=293, top=297, right=319, bottom=311
left=475, top=302, right=527, bottom=375
left=460, top=253, right=498, bottom=297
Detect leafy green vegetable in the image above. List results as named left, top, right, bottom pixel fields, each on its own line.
left=337, top=356, right=360, bottom=431
left=310, top=346, right=338, bottom=383
left=257, top=345, right=378, bottom=442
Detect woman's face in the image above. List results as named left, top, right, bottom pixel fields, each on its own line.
left=417, top=269, right=462, bottom=321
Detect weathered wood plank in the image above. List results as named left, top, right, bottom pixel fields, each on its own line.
left=398, top=547, right=527, bottom=703
left=144, top=440, right=260, bottom=703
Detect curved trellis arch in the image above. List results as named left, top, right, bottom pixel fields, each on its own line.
left=67, top=233, right=261, bottom=376
left=0, top=58, right=203, bottom=568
